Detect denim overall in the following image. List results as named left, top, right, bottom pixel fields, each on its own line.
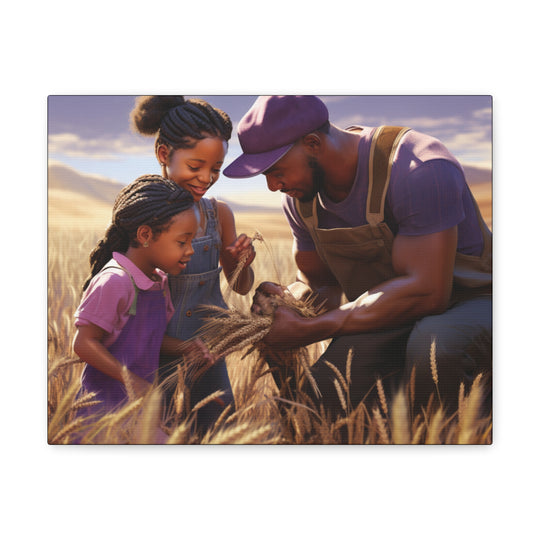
left=160, top=197, right=235, bottom=430
left=78, top=263, right=167, bottom=418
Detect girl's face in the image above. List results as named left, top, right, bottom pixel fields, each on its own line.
left=161, top=137, right=228, bottom=202
left=146, top=208, right=198, bottom=275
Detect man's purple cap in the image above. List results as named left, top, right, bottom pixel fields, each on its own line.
left=223, top=95, right=329, bottom=178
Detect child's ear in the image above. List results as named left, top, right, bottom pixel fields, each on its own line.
left=157, top=144, right=169, bottom=166
left=136, top=225, right=153, bottom=247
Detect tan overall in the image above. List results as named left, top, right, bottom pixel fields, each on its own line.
left=294, top=126, right=492, bottom=305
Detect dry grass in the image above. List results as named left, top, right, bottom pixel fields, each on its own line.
left=48, top=215, right=492, bottom=445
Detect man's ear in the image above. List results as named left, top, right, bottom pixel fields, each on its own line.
left=136, top=225, right=153, bottom=246
left=301, top=132, right=323, bottom=156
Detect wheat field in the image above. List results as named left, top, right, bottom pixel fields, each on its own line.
left=47, top=205, right=492, bottom=444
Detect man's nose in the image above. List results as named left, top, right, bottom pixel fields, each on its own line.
left=266, top=177, right=283, bottom=192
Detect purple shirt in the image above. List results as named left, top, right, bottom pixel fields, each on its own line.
left=74, top=252, right=175, bottom=348
left=284, top=126, right=484, bottom=256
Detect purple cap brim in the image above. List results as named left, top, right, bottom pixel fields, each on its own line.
left=223, top=142, right=294, bottom=178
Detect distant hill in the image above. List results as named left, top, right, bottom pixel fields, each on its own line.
left=48, top=160, right=491, bottom=231
left=47, top=160, right=283, bottom=214
left=48, top=160, right=123, bottom=206
left=462, top=164, right=492, bottom=185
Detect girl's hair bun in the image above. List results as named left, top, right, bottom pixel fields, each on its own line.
left=130, top=96, right=186, bottom=135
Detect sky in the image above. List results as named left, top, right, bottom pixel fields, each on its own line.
left=48, top=95, right=492, bottom=207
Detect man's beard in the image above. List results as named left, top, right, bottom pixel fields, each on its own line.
left=300, top=157, right=326, bottom=203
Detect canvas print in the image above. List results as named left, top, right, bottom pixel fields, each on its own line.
left=48, top=95, right=492, bottom=444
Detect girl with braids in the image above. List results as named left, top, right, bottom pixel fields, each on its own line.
left=130, top=96, right=255, bottom=431
left=73, top=175, right=209, bottom=421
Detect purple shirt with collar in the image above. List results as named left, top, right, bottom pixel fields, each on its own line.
left=74, top=252, right=175, bottom=348
left=283, top=126, right=485, bottom=256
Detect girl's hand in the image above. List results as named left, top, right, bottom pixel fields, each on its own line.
left=225, top=234, right=256, bottom=267
left=183, top=338, right=217, bottom=371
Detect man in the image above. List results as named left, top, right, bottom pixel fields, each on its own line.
left=223, top=95, right=492, bottom=415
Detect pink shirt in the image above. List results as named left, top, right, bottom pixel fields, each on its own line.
left=74, top=252, right=175, bottom=348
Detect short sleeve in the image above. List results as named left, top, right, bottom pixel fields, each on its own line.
left=74, top=270, right=134, bottom=334
left=282, top=194, right=316, bottom=251
left=388, top=159, right=466, bottom=236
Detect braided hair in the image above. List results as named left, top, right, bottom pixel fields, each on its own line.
left=82, top=174, right=194, bottom=291
left=130, top=96, right=232, bottom=155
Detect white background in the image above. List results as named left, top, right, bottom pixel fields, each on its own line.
left=2, top=1, right=536, bottom=539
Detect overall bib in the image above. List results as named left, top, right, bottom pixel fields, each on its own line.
left=159, top=198, right=235, bottom=430
left=78, top=263, right=167, bottom=418
left=293, top=126, right=492, bottom=414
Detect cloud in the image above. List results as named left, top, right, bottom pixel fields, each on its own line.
left=48, top=132, right=153, bottom=159
left=473, top=107, right=492, bottom=120
left=337, top=112, right=466, bottom=130
left=333, top=109, right=491, bottom=168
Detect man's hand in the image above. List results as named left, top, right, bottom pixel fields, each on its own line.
left=251, top=281, right=287, bottom=316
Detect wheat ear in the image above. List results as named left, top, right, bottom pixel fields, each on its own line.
left=49, top=417, right=87, bottom=444
left=346, top=347, right=353, bottom=385
left=191, top=390, right=226, bottom=414
left=121, top=365, right=136, bottom=402
left=333, top=379, right=347, bottom=412
left=430, top=336, right=442, bottom=404
left=390, top=389, right=410, bottom=444
left=224, top=231, right=264, bottom=301
left=376, top=378, right=389, bottom=416
left=373, top=407, right=390, bottom=444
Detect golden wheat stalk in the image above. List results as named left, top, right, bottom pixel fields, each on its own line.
left=191, top=390, right=226, bottom=414
left=412, top=423, right=426, bottom=444
left=121, top=365, right=136, bottom=402
left=346, top=347, right=353, bottom=386
left=166, top=423, right=191, bottom=445
left=430, top=336, right=438, bottom=385
left=184, top=285, right=324, bottom=399
left=132, top=390, right=163, bottom=444
left=376, top=379, right=389, bottom=416
left=333, top=378, right=347, bottom=412
left=426, top=407, right=445, bottom=444
left=49, top=417, right=87, bottom=444
left=297, top=348, right=322, bottom=399
left=48, top=356, right=84, bottom=377
left=458, top=373, right=485, bottom=444
left=207, top=422, right=255, bottom=444
left=325, top=360, right=348, bottom=397
left=372, top=407, right=390, bottom=444
left=390, top=389, right=410, bottom=444
left=224, top=231, right=264, bottom=302
left=103, top=397, right=144, bottom=435
left=429, top=336, right=443, bottom=405
left=458, top=381, right=465, bottom=425
left=71, top=392, right=102, bottom=412
left=208, top=403, right=234, bottom=435
left=226, top=424, right=279, bottom=445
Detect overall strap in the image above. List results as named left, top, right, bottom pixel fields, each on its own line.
left=366, top=126, right=410, bottom=225
left=103, top=262, right=139, bottom=316
left=201, top=197, right=222, bottom=240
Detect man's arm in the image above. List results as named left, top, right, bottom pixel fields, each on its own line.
left=288, top=243, right=344, bottom=312
left=262, top=227, right=457, bottom=349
